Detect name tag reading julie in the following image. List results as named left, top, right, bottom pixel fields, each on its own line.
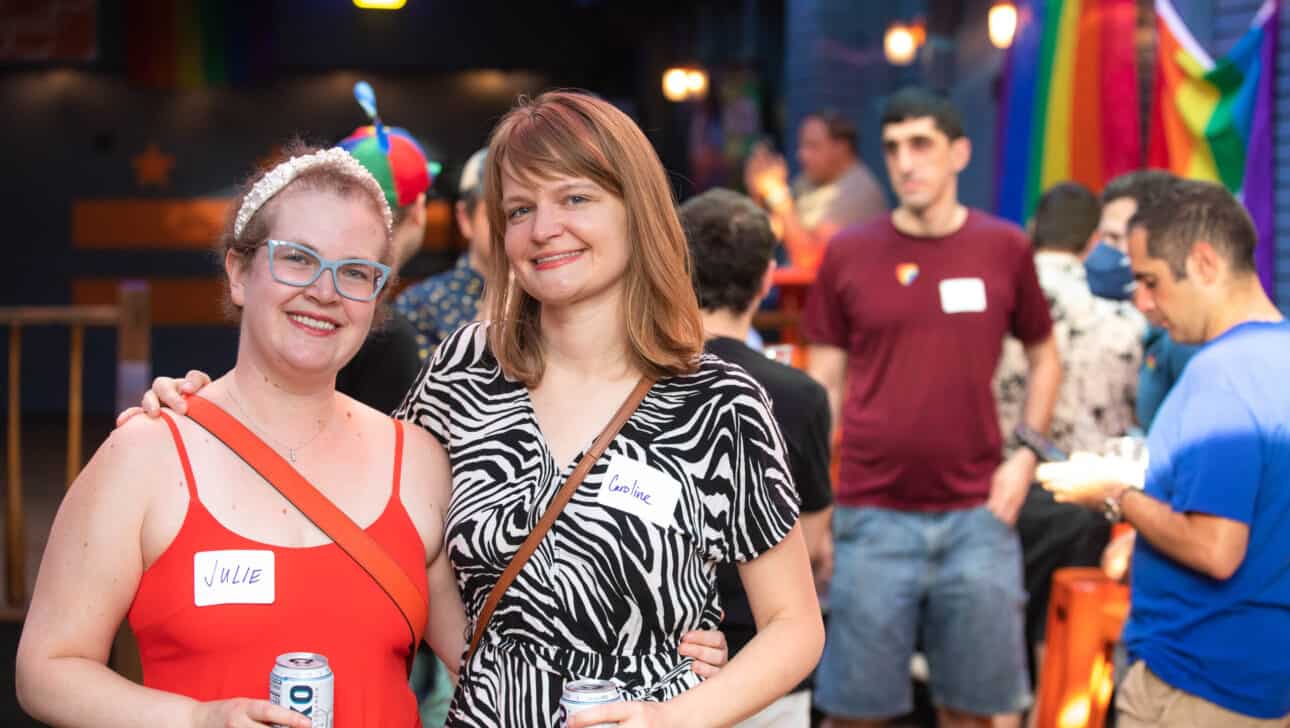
left=597, top=453, right=683, bottom=529
left=194, top=550, right=275, bottom=606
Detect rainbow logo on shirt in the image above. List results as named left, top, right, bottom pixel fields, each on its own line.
left=1145, top=353, right=1158, bottom=371
left=895, top=263, right=920, bottom=286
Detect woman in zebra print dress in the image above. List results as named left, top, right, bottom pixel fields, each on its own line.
left=394, top=91, right=823, bottom=727
left=132, top=91, right=822, bottom=726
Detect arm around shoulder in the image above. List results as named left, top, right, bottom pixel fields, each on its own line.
left=396, top=423, right=467, bottom=676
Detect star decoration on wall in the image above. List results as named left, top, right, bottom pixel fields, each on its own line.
left=132, top=143, right=175, bottom=188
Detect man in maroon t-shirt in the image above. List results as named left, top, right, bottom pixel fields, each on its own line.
left=806, top=88, right=1061, bottom=728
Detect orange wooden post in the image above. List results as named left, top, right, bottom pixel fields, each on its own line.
left=111, top=282, right=150, bottom=684
left=66, top=323, right=84, bottom=486
left=6, top=324, right=24, bottom=606
left=1034, top=567, right=1131, bottom=728
left=114, top=282, right=151, bottom=414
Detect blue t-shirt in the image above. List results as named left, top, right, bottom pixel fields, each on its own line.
left=1122, top=320, right=1290, bottom=718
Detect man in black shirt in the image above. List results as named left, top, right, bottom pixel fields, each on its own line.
left=679, top=188, right=834, bottom=728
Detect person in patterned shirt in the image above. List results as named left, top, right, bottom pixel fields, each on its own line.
left=993, top=181, right=1146, bottom=693
left=394, top=148, right=489, bottom=361
left=995, top=182, right=1146, bottom=454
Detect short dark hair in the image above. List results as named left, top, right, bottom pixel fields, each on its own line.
left=804, top=110, right=858, bottom=155
left=679, top=188, right=776, bottom=314
left=1032, top=182, right=1101, bottom=254
left=1100, top=169, right=1176, bottom=208
left=880, top=87, right=964, bottom=140
left=1128, top=178, right=1257, bottom=278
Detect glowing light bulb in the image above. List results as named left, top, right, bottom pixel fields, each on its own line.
left=989, top=2, right=1019, bottom=49
left=884, top=24, right=918, bottom=66
left=685, top=69, right=708, bottom=99
left=663, top=68, right=691, bottom=102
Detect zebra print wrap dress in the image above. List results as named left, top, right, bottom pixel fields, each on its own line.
left=395, top=323, right=801, bottom=727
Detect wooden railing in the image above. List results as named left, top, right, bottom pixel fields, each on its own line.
left=0, top=282, right=150, bottom=607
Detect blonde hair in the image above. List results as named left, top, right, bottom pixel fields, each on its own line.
left=483, top=90, right=703, bottom=386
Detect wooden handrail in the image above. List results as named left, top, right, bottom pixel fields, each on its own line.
left=0, top=306, right=121, bottom=327
left=2, top=284, right=151, bottom=608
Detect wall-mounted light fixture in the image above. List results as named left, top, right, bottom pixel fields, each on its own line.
left=354, top=0, right=407, bottom=9
left=685, top=69, right=708, bottom=99
left=884, top=24, right=919, bottom=66
left=663, top=66, right=708, bottom=102
left=989, top=2, right=1019, bottom=49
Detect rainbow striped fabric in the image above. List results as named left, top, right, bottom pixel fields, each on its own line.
left=996, top=0, right=1142, bottom=224
left=1149, top=0, right=1278, bottom=298
left=126, top=1, right=271, bottom=88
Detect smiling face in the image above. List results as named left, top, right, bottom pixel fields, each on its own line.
left=500, top=170, right=631, bottom=311
left=881, top=116, right=969, bottom=214
left=229, top=184, right=388, bottom=378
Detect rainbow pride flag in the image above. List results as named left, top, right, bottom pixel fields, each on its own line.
left=996, top=0, right=1142, bottom=224
left=1149, top=0, right=1278, bottom=299
left=126, top=1, right=273, bottom=89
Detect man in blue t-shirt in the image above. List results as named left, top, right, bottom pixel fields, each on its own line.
left=1038, top=178, right=1290, bottom=725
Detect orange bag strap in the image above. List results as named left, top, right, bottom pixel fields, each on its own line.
left=184, top=395, right=427, bottom=670
left=466, top=376, right=655, bottom=664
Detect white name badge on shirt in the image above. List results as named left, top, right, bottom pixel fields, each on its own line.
left=938, top=277, right=988, bottom=313
left=597, top=453, right=683, bottom=529
left=194, top=550, right=275, bottom=607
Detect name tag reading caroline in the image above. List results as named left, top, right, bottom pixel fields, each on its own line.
left=194, top=550, right=275, bottom=606
left=598, top=453, right=683, bottom=529
left=938, top=277, right=988, bottom=313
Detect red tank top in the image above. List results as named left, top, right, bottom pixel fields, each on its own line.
left=129, top=413, right=427, bottom=728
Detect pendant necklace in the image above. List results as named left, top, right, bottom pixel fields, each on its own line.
left=226, top=386, right=330, bottom=463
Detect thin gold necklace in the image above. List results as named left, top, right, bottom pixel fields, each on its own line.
left=226, top=385, right=331, bottom=463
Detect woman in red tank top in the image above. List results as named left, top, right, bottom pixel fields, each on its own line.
left=15, top=145, right=466, bottom=728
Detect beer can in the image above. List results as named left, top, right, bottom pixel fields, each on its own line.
left=269, top=652, right=334, bottom=728
left=560, top=678, right=621, bottom=727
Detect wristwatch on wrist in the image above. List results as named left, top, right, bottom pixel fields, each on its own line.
left=1103, top=486, right=1137, bottom=523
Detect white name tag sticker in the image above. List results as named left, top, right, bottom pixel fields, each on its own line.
left=194, top=550, right=275, bottom=607
left=597, top=453, right=683, bottom=529
left=938, top=277, right=988, bottom=313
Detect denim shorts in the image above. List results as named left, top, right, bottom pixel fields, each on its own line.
left=814, top=506, right=1031, bottom=719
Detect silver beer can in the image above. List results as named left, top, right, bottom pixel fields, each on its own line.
left=269, top=652, right=334, bottom=728
left=560, top=678, right=621, bottom=727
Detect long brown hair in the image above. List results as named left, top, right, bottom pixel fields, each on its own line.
left=483, top=90, right=703, bottom=386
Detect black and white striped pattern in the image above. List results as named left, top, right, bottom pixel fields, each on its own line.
left=396, top=322, right=800, bottom=727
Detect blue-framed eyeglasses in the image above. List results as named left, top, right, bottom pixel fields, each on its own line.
left=265, top=240, right=391, bottom=302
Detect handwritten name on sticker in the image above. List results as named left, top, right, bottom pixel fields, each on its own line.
left=606, top=473, right=655, bottom=505
left=194, top=550, right=275, bottom=607
left=597, top=453, right=683, bottom=529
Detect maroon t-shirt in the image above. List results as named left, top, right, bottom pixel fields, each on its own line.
left=803, top=209, right=1052, bottom=510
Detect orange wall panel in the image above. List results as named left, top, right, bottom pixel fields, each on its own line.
left=72, top=278, right=231, bottom=326
left=72, top=198, right=234, bottom=249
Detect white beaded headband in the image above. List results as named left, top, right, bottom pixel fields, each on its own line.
left=232, top=147, right=394, bottom=238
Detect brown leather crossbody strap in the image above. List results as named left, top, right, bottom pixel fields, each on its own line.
left=183, top=394, right=427, bottom=673
left=466, top=376, right=656, bottom=663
